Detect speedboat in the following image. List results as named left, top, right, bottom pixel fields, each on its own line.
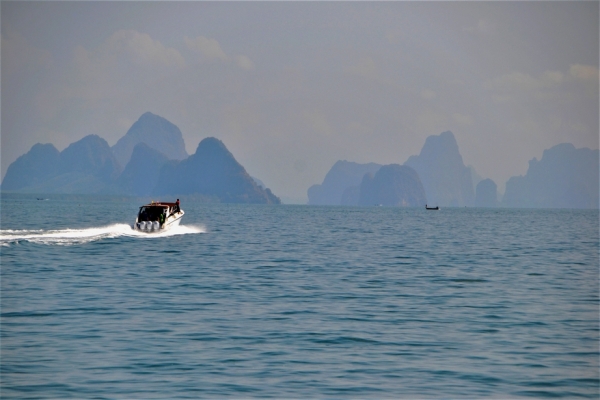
left=134, top=201, right=184, bottom=232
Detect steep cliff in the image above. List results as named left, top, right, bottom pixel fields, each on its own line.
left=308, top=160, right=382, bottom=205
left=115, top=142, right=170, bottom=196
left=154, top=137, right=280, bottom=204
left=475, top=178, right=498, bottom=208
left=1, top=143, right=60, bottom=191
left=112, top=112, right=188, bottom=166
left=358, top=164, right=427, bottom=207
left=60, top=135, right=122, bottom=183
left=2, top=135, right=121, bottom=194
left=503, top=143, right=599, bottom=209
left=405, top=131, right=474, bottom=207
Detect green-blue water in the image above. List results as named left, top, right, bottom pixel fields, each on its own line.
left=1, top=193, right=598, bottom=398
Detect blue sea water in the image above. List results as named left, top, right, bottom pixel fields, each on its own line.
left=1, top=193, right=598, bottom=398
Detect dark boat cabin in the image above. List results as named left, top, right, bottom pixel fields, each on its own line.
left=137, top=202, right=179, bottom=223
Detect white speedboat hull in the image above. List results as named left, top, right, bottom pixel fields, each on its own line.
left=134, top=202, right=184, bottom=232
left=164, top=211, right=184, bottom=230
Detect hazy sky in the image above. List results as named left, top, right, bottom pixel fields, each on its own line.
left=2, top=1, right=598, bottom=202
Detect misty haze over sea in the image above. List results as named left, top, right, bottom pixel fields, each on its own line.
left=2, top=2, right=598, bottom=201
left=2, top=112, right=597, bottom=210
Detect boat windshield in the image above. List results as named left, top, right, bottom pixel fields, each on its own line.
left=138, top=206, right=167, bottom=222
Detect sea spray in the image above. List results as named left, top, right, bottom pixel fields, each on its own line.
left=0, top=223, right=205, bottom=246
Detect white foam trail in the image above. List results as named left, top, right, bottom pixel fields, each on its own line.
left=0, top=224, right=205, bottom=246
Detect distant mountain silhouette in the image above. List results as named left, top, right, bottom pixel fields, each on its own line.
left=154, top=137, right=280, bottom=204
left=2, top=135, right=121, bottom=193
left=115, top=142, right=170, bottom=196
left=340, top=185, right=361, bottom=206
left=1, top=143, right=60, bottom=191
left=503, top=143, right=599, bottom=209
left=2, top=114, right=280, bottom=203
left=308, top=160, right=382, bottom=205
left=60, top=135, right=122, bottom=182
left=475, top=178, right=498, bottom=207
left=252, top=177, right=266, bottom=189
left=358, top=164, right=427, bottom=207
left=405, top=131, right=474, bottom=207
left=112, top=112, right=188, bottom=166
left=468, top=165, right=484, bottom=193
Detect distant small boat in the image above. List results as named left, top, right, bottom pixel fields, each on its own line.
left=425, top=204, right=439, bottom=210
left=134, top=200, right=184, bottom=232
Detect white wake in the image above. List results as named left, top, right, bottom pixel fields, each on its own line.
left=0, top=223, right=205, bottom=246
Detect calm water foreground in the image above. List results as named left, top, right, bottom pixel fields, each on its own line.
left=1, top=193, right=598, bottom=398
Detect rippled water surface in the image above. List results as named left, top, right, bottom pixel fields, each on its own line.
left=1, top=194, right=598, bottom=398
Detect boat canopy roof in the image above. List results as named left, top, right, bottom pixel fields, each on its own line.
left=139, top=201, right=177, bottom=209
